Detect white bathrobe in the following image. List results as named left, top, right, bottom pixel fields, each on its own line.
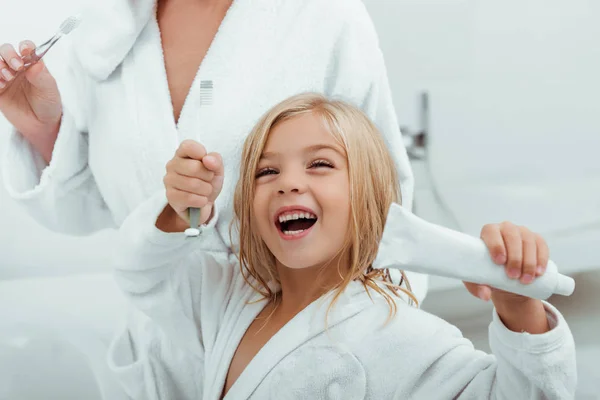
left=109, top=191, right=577, bottom=400
left=2, top=0, right=428, bottom=300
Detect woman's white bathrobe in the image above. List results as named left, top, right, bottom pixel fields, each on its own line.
left=110, top=192, right=577, bottom=400
left=2, top=0, right=429, bottom=298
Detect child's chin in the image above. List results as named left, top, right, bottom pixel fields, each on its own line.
left=279, top=260, right=314, bottom=270
left=278, top=255, right=327, bottom=270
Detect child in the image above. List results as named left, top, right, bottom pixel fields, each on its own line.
left=109, top=93, right=576, bottom=399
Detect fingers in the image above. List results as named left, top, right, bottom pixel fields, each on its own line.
left=519, top=227, right=538, bottom=284
left=0, top=43, right=24, bottom=73
left=202, top=152, right=224, bottom=177
left=482, top=221, right=550, bottom=286
left=176, top=140, right=207, bottom=161
left=0, top=41, right=44, bottom=92
left=497, top=221, right=523, bottom=281
left=463, top=282, right=492, bottom=301
left=480, top=224, right=507, bottom=264
left=0, top=43, right=21, bottom=90
left=165, top=188, right=210, bottom=213
left=165, top=143, right=225, bottom=216
left=0, top=58, right=8, bottom=90
left=535, top=233, right=549, bottom=276
left=203, top=152, right=225, bottom=202
left=19, top=40, right=36, bottom=57
left=168, top=157, right=215, bottom=181
left=164, top=173, right=213, bottom=199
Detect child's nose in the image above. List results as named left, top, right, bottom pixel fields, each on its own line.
left=277, top=171, right=307, bottom=194
left=278, top=188, right=299, bottom=194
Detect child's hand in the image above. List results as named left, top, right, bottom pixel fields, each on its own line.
left=157, top=140, right=224, bottom=232
left=463, top=222, right=551, bottom=334
left=463, top=221, right=549, bottom=303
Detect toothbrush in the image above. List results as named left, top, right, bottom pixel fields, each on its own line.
left=184, top=80, right=214, bottom=237
left=21, top=15, right=81, bottom=68
left=184, top=207, right=202, bottom=237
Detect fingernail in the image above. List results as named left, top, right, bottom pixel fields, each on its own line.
left=1, top=69, right=13, bottom=81
left=477, top=287, right=490, bottom=301
left=536, top=265, right=544, bottom=275
left=521, top=274, right=534, bottom=284
left=10, top=58, right=22, bottom=70
left=508, top=268, right=521, bottom=279
left=495, top=254, right=506, bottom=264
left=0, top=80, right=5, bottom=89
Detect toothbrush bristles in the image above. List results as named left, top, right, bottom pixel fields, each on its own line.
left=59, top=15, right=81, bottom=35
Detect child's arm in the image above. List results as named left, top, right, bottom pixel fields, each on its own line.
left=111, top=143, right=229, bottom=357
left=108, top=190, right=238, bottom=398
left=403, top=300, right=576, bottom=399
left=112, top=190, right=234, bottom=355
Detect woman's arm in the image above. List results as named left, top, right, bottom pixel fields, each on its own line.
left=2, top=47, right=115, bottom=235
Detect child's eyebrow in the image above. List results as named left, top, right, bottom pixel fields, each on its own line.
left=260, top=144, right=343, bottom=160
left=304, top=144, right=344, bottom=155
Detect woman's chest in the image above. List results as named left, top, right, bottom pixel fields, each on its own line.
left=80, top=12, right=336, bottom=224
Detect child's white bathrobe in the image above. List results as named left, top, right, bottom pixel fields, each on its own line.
left=110, top=192, right=577, bottom=400
left=2, top=0, right=429, bottom=297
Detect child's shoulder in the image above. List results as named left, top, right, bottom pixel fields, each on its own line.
left=312, top=295, right=477, bottom=398
left=341, top=291, right=470, bottom=358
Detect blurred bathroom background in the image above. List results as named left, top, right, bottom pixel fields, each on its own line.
left=0, top=0, right=598, bottom=398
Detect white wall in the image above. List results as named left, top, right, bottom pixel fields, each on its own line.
left=366, top=0, right=600, bottom=182
left=365, top=0, right=600, bottom=236
left=1, top=0, right=598, bottom=280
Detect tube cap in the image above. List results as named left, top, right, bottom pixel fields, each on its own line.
left=554, top=274, right=575, bottom=296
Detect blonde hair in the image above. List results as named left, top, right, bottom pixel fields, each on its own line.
left=232, top=93, right=418, bottom=318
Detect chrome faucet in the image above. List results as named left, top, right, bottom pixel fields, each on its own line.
left=401, top=91, right=429, bottom=160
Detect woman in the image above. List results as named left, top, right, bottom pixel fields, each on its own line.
left=110, top=92, right=575, bottom=399
left=0, top=0, right=432, bottom=299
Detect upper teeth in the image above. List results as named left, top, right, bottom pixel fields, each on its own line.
left=278, top=212, right=316, bottom=223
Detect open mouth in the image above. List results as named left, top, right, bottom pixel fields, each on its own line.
left=276, top=211, right=318, bottom=236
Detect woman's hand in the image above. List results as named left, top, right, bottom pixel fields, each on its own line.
left=156, top=140, right=224, bottom=233
left=0, top=41, right=63, bottom=162
left=464, top=222, right=551, bottom=333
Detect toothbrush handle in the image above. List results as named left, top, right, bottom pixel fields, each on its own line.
left=188, top=207, right=201, bottom=229
left=21, top=34, right=61, bottom=68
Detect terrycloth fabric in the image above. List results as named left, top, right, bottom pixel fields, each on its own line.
left=2, top=0, right=427, bottom=300
left=109, top=191, right=577, bottom=400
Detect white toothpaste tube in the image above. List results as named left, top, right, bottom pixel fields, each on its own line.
left=373, top=203, right=575, bottom=300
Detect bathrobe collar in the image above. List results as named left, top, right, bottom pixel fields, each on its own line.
left=72, top=0, right=158, bottom=81
left=209, top=281, right=378, bottom=400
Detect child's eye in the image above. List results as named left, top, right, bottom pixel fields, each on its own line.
left=255, top=168, right=278, bottom=178
left=309, top=159, right=334, bottom=169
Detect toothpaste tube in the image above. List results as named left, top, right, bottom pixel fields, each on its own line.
left=373, top=203, right=575, bottom=300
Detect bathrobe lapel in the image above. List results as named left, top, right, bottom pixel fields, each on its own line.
left=73, top=0, right=157, bottom=81
left=207, top=282, right=375, bottom=400
left=77, top=0, right=277, bottom=198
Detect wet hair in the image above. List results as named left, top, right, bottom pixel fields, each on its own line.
left=232, top=92, right=418, bottom=319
